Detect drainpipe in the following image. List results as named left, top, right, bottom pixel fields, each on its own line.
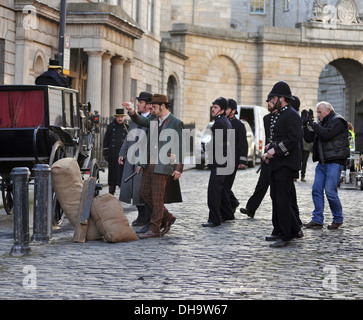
left=58, top=0, right=66, bottom=67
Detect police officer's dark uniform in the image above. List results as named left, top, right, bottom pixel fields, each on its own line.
left=264, top=82, right=303, bottom=247
left=224, top=98, right=248, bottom=211
left=35, top=59, right=69, bottom=87
left=202, top=97, right=234, bottom=227
left=103, top=108, right=129, bottom=194
left=240, top=94, right=274, bottom=218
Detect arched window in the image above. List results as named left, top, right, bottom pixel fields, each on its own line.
left=167, top=75, right=178, bottom=115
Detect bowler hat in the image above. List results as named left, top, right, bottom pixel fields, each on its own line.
left=150, top=94, right=171, bottom=106
left=114, top=108, right=126, bottom=116
left=48, top=59, right=62, bottom=69
left=212, top=97, right=228, bottom=110
left=136, top=91, right=153, bottom=102
left=268, top=81, right=294, bottom=100
left=228, top=98, right=238, bottom=115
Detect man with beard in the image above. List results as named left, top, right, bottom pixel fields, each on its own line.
left=262, top=81, right=303, bottom=247
left=224, top=98, right=248, bottom=212
left=202, top=97, right=235, bottom=227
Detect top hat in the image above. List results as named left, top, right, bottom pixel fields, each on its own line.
left=150, top=94, right=171, bottom=106
left=114, top=108, right=126, bottom=116
left=136, top=91, right=153, bottom=102
left=228, top=98, right=238, bottom=114
left=48, top=59, right=62, bottom=69
left=212, top=97, right=228, bottom=110
left=290, top=95, right=300, bottom=111
left=268, top=81, right=294, bottom=100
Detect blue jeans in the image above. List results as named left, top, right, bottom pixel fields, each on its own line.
left=312, top=163, right=344, bottom=224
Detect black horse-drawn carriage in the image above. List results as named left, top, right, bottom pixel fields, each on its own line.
left=0, top=85, right=101, bottom=224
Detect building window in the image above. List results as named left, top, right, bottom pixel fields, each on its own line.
left=132, top=0, right=139, bottom=23
left=250, top=0, right=265, bottom=14
left=284, top=0, right=290, bottom=11
left=147, top=0, right=154, bottom=32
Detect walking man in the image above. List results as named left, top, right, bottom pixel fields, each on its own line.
left=202, top=97, right=235, bottom=227
left=224, top=98, right=248, bottom=212
left=240, top=94, right=275, bottom=218
left=302, top=101, right=350, bottom=230
left=124, top=94, right=184, bottom=238
left=262, top=81, right=303, bottom=247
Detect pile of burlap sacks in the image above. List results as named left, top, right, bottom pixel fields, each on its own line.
left=51, top=158, right=137, bottom=242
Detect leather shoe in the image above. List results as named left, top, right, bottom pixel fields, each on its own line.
left=265, top=234, right=279, bottom=242
left=293, top=230, right=304, bottom=239
left=232, top=201, right=240, bottom=213
left=327, top=222, right=343, bottom=230
left=240, top=207, right=255, bottom=218
left=161, top=217, right=176, bottom=236
left=269, top=239, right=290, bottom=248
left=303, top=220, right=323, bottom=229
left=137, top=230, right=160, bottom=239
left=202, top=222, right=220, bottom=227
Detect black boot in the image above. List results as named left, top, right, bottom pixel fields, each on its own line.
left=132, top=205, right=146, bottom=226
left=109, top=185, right=116, bottom=195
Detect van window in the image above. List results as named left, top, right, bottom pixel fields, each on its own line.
left=239, top=108, right=255, bottom=133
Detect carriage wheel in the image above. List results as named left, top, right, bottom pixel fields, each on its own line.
left=89, top=158, right=100, bottom=196
left=1, top=179, right=13, bottom=215
left=49, top=141, right=66, bottom=226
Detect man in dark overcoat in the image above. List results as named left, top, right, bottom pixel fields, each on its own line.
left=202, top=97, right=235, bottom=227
left=224, top=98, right=248, bottom=212
left=35, top=59, right=69, bottom=87
left=103, top=108, right=128, bottom=194
left=262, top=81, right=303, bottom=247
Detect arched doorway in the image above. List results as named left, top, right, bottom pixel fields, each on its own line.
left=318, top=58, right=363, bottom=152
left=206, top=55, right=240, bottom=122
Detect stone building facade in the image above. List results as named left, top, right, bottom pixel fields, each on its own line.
left=2, top=0, right=363, bottom=149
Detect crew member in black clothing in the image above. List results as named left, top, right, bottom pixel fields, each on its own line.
left=202, top=97, right=234, bottom=227
left=240, top=94, right=275, bottom=218
left=35, top=59, right=69, bottom=87
left=262, top=81, right=303, bottom=247
left=224, top=98, right=248, bottom=212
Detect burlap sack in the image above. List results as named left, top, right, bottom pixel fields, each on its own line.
left=91, top=193, right=138, bottom=242
left=51, top=158, right=101, bottom=240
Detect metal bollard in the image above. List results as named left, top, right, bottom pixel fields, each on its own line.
left=10, top=167, right=31, bottom=256
left=31, top=164, right=50, bottom=243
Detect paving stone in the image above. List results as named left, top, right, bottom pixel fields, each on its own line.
left=1, top=159, right=363, bottom=299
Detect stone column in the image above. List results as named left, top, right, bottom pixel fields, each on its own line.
left=123, top=59, right=132, bottom=102
left=85, top=50, right=103, bottom=111
left=101, top=53, right=112, bottom=118
left=110, top=56, right=125, bottom=115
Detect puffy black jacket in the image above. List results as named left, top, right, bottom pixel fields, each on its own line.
left=303, top=111, right=349, bottom=164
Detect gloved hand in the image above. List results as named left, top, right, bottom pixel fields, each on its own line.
left=307, top=109, right=314, bottom=124
left=301, top=109, right=309, bottom=126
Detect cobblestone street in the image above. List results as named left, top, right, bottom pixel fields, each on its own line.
left=1, top=159, right=363, bottom=301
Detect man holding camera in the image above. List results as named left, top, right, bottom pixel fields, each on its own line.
left=302, top=102, right=350, bottom=230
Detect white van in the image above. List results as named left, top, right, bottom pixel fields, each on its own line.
left=236, top=105, right=269, bottom=160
